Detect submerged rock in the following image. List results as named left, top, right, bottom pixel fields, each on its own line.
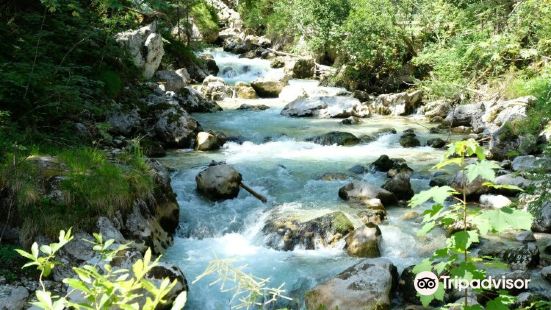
left=262, top=211, right=354, bottom=251
left=339, top=181, right=398, bottom=207
left=345, top=223, right=382, bottom=257
left=399, top=131, right=421, bottom=148
left=306, top=131, right=360, bottom=146
left=281, top=96, right=369, bottom=118
left=341, top=116, right=361, bottom=125
left=305, top=258, right=398, bottom=310
left=427, top=137, right=447, bottom=148
left=195, top=164, right=242, bottom=201
left=237, top=103, right=270, bottom=111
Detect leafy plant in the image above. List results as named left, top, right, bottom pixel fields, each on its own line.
left=16, top=228, right=187, bottom=310
left=409, top=139, right=533, bottom=308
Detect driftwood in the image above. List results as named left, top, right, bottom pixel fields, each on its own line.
left=240, top=182, right=268, bottom=203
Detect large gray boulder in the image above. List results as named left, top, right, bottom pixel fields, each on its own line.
left=339, top=181, right=398, bottom=207
left=178, top=87, right=222, bottom=113
left=115, top=23, right=164, bottom=79
left=262, top=211, right=354, bottom=251
left=532, top=201, right=551, bottom=233
left=196, top=164, right=242, bottom=201
left=305, top=258, right=398, bottom=310
left=345, top=223, right=382, bottom=257
left=382, top=168, right=414, bottom=200
left=306, top=131, right=360, bottom=146
left=371, top=90, right=423, bottom=116
left=155, top=69, right=191, bottom=92
left=0, top=286, right=29, bottom=310
left=251, top=78, right=285, bottom=98
left=107, top=109, right=142, bottom=136
left=444, top=103, right=485, bottom=131
left=146, top=263, right=188, bottom=306
left=512, top=155, right=551, bottom=172
left=235, top=82, right=257, bottom=99
left=153, top=106, right=199, bottom=148
left=200, top=75, right=232, bottom=101
left=284, top=57, right=315, bottom=79
left=281, top=96, right=369, bottom=118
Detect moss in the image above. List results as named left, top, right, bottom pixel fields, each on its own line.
left=190, top=0, right=220, bottom=41
left=332, top=212, right=354, bottom=235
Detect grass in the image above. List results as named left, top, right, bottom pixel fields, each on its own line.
left=0, top=144, right=154, bottom=244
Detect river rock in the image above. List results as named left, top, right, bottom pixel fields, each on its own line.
left=318, top=172, right=350, bottom=181
left=512, top=155, right=551, bottom=172
left=195, top=164, right=242, bottom=201
left=237, top=104, right=270, bottom=112
left=306, top=131, right=360, bottom=146
left=542, top=266, right=551, bottom=283
left=115, top=23, right=164, bottom=79
left=155, top=69, right=191, bottom=92
left=358, top=208, right=387, bottom=225
left=196, top=131, right=223, bottom=151
left=97, top=217, right=125, bottom=244
left=281, top=96, right=369, bottom=118
left=429, top=171, right=453, bottom=187
left=200, top=75, right=232, bottom=100
left=251, top=78, right=285, bottom=98
left=372, top=90, right=423, bottom=116
left=427, top=137, right=446, bottom=148
left=284, top=57, right=315, bottom=79
left=479, top=240, right=540, bottom=270
left=532, top=201, right=551, bottom=233
left=178, top=87, right=222, bottom=113
left=399, top=132, right=421, bottom=148
left=200, top=54, right=219, bottom=75
left=451, top=171, right=488, bottom=197
left=262, top=211, right=354, bottom=251
left=479, top=194, right=512, bottom=209
left=305, top=258, right=398, bottom=310
left=494, top=173, right=532, bottom=194
left=345, top=223, right=381, bottom=257
left=146, top=263, right=188, bottom=306
left=0, top=285, right=29, bottom=310
left=383, top=168, right=414, bottom=200
left=235, top=82, right=257, bottom=99
left=422, top=100, right=451, bottom=121
left=341, top=116, right=361, bottom=125
left=348, top=164, right=368, bottom=174
left=444, top=103, right=484, bottom=130
left=107, top=109, right=143, bottom=136
left=370, top=155, right=406, bottom=172
left=339, top=181, right=398, bottom=207
left=515, top=230, right=536, bottom=243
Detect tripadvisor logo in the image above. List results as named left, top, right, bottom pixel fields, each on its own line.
left=414, top=271, right=531, bottom=296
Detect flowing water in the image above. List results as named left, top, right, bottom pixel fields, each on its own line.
left=161, top=49, right=454, bottom=309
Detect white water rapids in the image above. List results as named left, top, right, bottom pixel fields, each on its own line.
left=161, top=49, right=453, bottom=309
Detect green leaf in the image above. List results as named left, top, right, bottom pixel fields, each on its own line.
left=409, top=186, right=457, bottom=207
left=434, top=157, right=462, bottom=169
left=473, top=207, right=533, bottom=235
left=450, top=230, right=479, bottom=251
left=412, top=258, right=432, bottom=274
left=482, top=182, right=523, bottom=192
left=171, top=291, right=187, bottom=310
left=417, top=222, right=436, bottom=236
left=465, top=160, right=500, bottom=182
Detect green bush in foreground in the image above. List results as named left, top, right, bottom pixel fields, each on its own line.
left=409, top=139, right=535, bottom=308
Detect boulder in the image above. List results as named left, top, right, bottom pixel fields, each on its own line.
left=370, top=155, right=406, bottom=172
left=515, top=231, right=536, bottom=243
left=196, top=164, right=242, bottom=200
left=542, top=266, right=551, bottom=283
left=284, top=57, right=315, bottom=79
left=306, top=131, right=360, bottom=146
left=479, top=240, right=539, bottom=270
left=97, top=217, right=125, bottom=244
left=358, top=208, right=387, bottom=225
left=372, top=90, right=423, bottom=116
left=107, top=109, right=142, bottom=136
left=153, top=107, right=199, bottom=148
left=146, top=263, right=188, bottom=306
left=251, top=79, right=285, bottom=98
left=444, top=103, right=484, bottom=130
left=235, top=82, right=257, bottom=99
left=451, top=171, right=488, bottom=197
left=512, top=155, right=551, bottom=172
left=495, top=173, right=532, bottom=191
left=398, top=265, right=419, bottom=304
left=178, top=87, right=222, bottom=113
left=25, top=155, right=65, bottom=179
left=479, top=194, right=512, bottom=209
left=422, top=100, right=451, bottom=121
left=196, top=131, right=224, bottom=151
left=532, top=201, right=551, bottom=233
left=0, top=286, right=29, bottom=310
left=399, top=133, right=421, bottom=148
left=348, top=164, right=368, bottom=174
left=200, top=75, right=232, bottom=101
left=339, top=181, right=398, bottom=207
left=155, top=69, right=191, bottom=92
left=262, top=211, right=354, bottom=251
left=305, top=258, right=398, bottom=310
left=236, top=104, right=270, bottom=111
left=115, top=23, right=164, bottom=79
left=281, top=96, right=369, bottom=118
left=345, top=223, right=382, bottom=257
left=429, top=171, right=453, bottom=187
left=427, top=137, right=446, bottom=148
left=200, top=54, right=219, bottom=75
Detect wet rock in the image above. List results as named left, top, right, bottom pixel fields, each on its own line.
left=155, top=68, right=191, bottom=92
left=196, top=131, right=224, bottom=151
left=479, top=194, right=512, bottom=209
left=542, top=266, right=551, bottom=283
left=341, top=116, right=361, bottom=125
left=422, top=100, right=451, bottom=121
left=107, top=109, right=142, bottom=136
left=262, top=211, right=354, bottom=251
left=358, top=208, right=386, bottom=225
left=401, top=211, right=419, bottom=221
left=196, top=164, right=242, bottom=201
left=398, top=265, right=419, bottom=304
left=235, top=82, right=257, bottom=99
left=426, top=137, right=446, bottom=148
left=383, top=168, right=414, bottom=200
left=306, top=131, right=360, bottom=146
left=532, top=201, right=551, bottom=233
left=141, top=138, right=166, bottom=157
left=348, top=164, right=368, bottom=174
left=370, top=155, right=406, bottom=172
left=0, top=285, right=29, bottom=310
left=178, top=87, right=222, bottom=113
left=305, top=258, right=398, bottom=310
left=115, top=23, right=164, bottom=79
left=146, top=263, right=188, bottom=306
left=200, top=54, right=219, bottom=75
left=339, top=181, right=398, bottom=207
left=237, top=104, right=270, bottom=111
left=515, top=231, right=536, bottom=243
left=399, top=132, right=421, bottom=148
left=200, top=75, right=232, bottom=101
left=284, top=57, right=315, bottom=79
left=512, top=155, right=551, bottom=172
left=318, top=172, right=350, bottom=181
left=281, top=96, right=369, bottom=118
left=372, top=90, right=423, bottom=116
left=251, top=78, right=285, bottom=98
left=345, top=223, right=382, bottom=257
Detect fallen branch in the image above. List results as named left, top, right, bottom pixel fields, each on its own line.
left=240, top=182, right=267, bottom=203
